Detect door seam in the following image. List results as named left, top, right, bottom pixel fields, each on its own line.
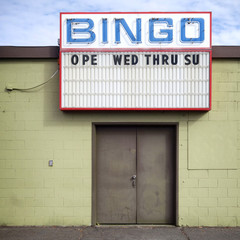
left=136, top=127, right=138, bottom=224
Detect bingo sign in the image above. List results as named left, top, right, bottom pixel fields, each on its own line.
left=60, top=12, right=212, bottom=110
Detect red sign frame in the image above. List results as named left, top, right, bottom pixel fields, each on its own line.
left=60, top=12, right=212, bottom=111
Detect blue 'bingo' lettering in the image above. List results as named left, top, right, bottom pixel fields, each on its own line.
left=115, top=18, right=141, bottom=43
left=102, top=19, right=108, bottom=43
left=66, top=18, right=205, bottom=44
left=149, top=18, right=173, bottom=42
left=181, top=18, right=204, bottom=42
left=67, top=18, right=96, bottom=43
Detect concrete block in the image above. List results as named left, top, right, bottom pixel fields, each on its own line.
left=209, top=112, right=227, bottom=121
left=82, top=197, right=91, bottom=207
left=228, top=112, right=240, bottom=120
left=0, top=150, right=16, bottom=160
left=63, top=217, right=83, bottom=226
left=188, top=170, right=208, bottom=178
left=229, top=72, right=240, bottom=81
left=34, top=207, right=55, bottom=217
left=209, top=207, right=227, bottom=217
left=63, top=140, right=85, bottom=150
left=199, top=179, right=217, bottom=187
left=218, top=198, right=238, bottom=207
left=188, top=188, right=209, bottom=197
left=179, top=169, right=189, bottom=179
left=10, top=189, right=35, bottom=198
left=180, top=198, right=198, bottom=207
left=34, top=188, right=55, bottom=198
left=199, top=198, right=217, bottom=207
left=63, top=198, right=84, bottom=207
left=55, top=188, right=74, bottom=199
left=208, top=170, right=228, bottom=178
left=188, top=113, right=209, bottom=121
left=179, top=207, right=189, bottom=217
left=73, top=206, right=91, bottom=217
left=213, top=61, right=238, bottom=73
left=227, top=102, right=238, bottom=112
left=199, top=216, right=217, bottom=226
left=218, top=179, right=238, bottom=188
left=217, top=83, right=238, bottom=92
left=0, top=169, right=15, bottom=178
left=228, top=188, right=240, bottom=197
left=24, top=178, right=44, bottom=188
left=212, top=92, right=229, bottom=101
left=63, top=177, right=83, bottom=188
left=0, top=178, right=24, bottom=188
left=0, top=131, right=16, bottom=141
left=0, top=160, right=6, bottom=169
left=43, top=178, right=64, bottom=189
left=15, top=207, right=34, bottom=217
left=4, top=140, right=25, bottom=150
left=63, top=159, right=83, bottom=169
left=0, top=112, right=15, bottom=121
left=228, top=207, right=240, bottom=216
left=54, top=169, right=74, bottom=178
left=0, top=208, right=15, bottom=217
left=81, top=216, right=91, bottom=225
left=217, top=217, right=237, bottom=227
left=179, top=188, right=189, bottom=198
left=228, top=92, right=240, bottom=102
left=179, top=216, right=199, bottom=226
left=55, top=207, right=74, bottom=217
left=0, top=217, right=25, bottom=226
left=188, top=121, right=237, bottom=169
left=180, top=179, right=198, bottom=188
left=189, top=207, right=208, bottom=217
left=227, top=170, right=240, bottom=178
left=0, top=92, right=16, bottom=102
left=209, top=188, right=227, bottom=197
left=25, top=198, right=44, bottom=207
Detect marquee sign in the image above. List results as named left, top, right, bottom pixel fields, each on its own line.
left=60, top=12, right=212, bottom=110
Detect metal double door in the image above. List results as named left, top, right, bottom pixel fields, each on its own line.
left=96, top=125, right=176, bottom=224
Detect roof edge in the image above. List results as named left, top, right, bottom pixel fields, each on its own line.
left=212, top=46, right=240, bottom=59
left=0, top=46, right=59, bottom=59
left=0, top=46, right=240, bottom=59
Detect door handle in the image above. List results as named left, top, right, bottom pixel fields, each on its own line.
left=131, top=175, right=136, bottom=188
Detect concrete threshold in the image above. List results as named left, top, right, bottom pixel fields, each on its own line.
left=0, top=226, right=240, bottom=240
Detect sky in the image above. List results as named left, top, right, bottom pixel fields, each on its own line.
left=0, top=0, right=240, bottom=46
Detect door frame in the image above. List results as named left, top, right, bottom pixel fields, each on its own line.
left=92, top=122, right=179, bottom=226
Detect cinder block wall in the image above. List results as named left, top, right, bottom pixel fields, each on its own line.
left=0, top=59, right=239, bottom=226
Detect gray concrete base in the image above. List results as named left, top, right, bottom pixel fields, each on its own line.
left=0, top=226, right=240, bottom=240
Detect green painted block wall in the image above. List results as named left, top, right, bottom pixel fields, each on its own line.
left=0, top=59, right=239, bottom=226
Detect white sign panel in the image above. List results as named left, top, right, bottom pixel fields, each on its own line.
left=60, top=12, right=212, bottom=110
left=60, top=51, right=211, bottom=110
left=60, top=12, right=211, bottom=49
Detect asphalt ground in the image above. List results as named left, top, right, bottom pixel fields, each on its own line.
left=0, top=226, right=240, bottom=240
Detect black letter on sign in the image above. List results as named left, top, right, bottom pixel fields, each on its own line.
left=162, top=55, right=169, bottom=65
left=113, top=55, right=122, bottom=65
left=193, top=54, right=199, bottom=65
left=71, top=55, right=79, bottom=65
left=82, top=55, right=90, bottom=65
left=171, top=54, right=178, bottom=65
left=145, top=55, right=151, bottom=65
left=132, top=55, right=138, bottom=65
left=91, top=55, right=97, bottom=65
left=153, top=54, right=160, bottom=65
left=184, top=54, right=191, bottom=65
left=124, top=55, right=130, bottom=65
